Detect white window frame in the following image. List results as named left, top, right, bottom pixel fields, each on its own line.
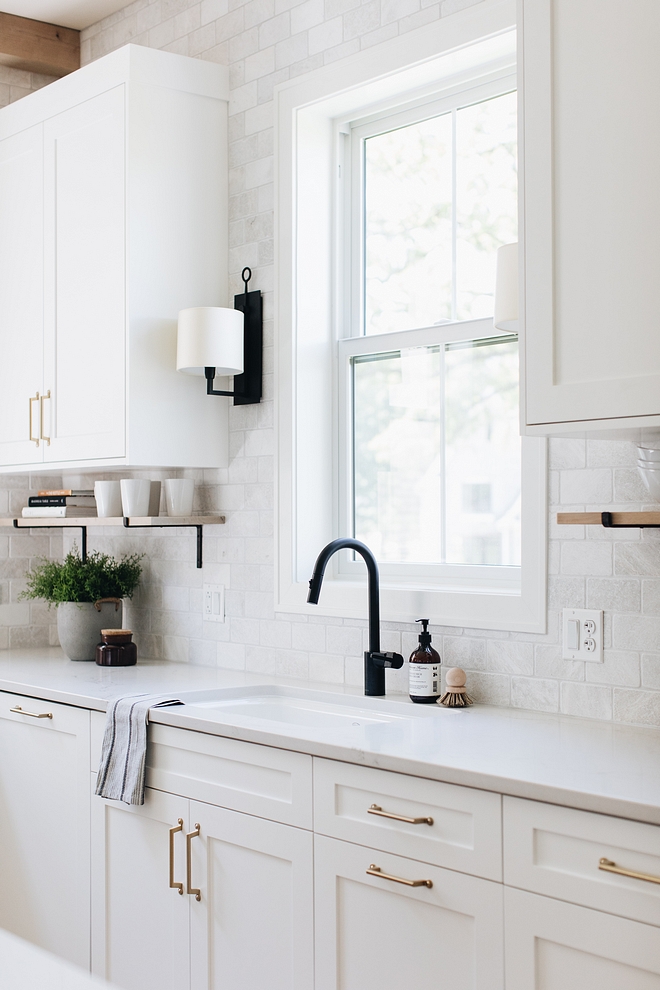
left=274, top=0, right=547, bottom=633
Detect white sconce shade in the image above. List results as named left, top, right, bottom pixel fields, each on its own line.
left=176, top=307, right=244, bottom=376
left=494, top=242, right=518, bottom=332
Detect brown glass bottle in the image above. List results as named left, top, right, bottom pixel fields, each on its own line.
left=409, top=618, right=441, bottom=703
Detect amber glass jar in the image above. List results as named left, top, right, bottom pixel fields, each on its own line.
left=96, top=629, right=138, bottom=666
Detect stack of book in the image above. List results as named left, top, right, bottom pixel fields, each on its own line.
left=22, top=489, right=97, bottom=518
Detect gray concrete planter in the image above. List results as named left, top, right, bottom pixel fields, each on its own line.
left=57, top=599, right=123, bottom=661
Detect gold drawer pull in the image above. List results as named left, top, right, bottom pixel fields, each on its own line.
left=169, top=819, right=184, bottom=894
left=368, top=803, right=433, bottom=826
left=28, top=392, right=40, bottom=446
left=10, top=705, right=52, bottom=719
left=367, top=864, right=432, bottom=888
left=40, top=390, right=51, bottom=446
left=599, top=857, right=660, bottom=885
left=186, top=823, right=201, bottom=901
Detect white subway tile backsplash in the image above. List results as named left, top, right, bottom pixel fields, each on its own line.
left=0, top=0, right=651, bottom=729
left=561, top=682, right=613, bottom=720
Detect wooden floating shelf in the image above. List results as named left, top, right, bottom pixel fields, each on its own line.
left=0, top=516, right=226, bottom=568
left=558, top=511, right=660, bottom=528
left=0, top=516, right=225, bottom=529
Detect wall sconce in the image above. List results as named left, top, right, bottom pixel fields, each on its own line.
left=176, top=267, right=262, bottom=405
left=493, top=242, right=518, bottom=332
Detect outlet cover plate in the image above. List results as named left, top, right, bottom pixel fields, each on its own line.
left=562, top=608, right=603, bottom=662
left=203, top=584, right=225, bottom=623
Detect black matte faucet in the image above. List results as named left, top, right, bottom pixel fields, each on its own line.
left=307, top=539, right=404, bottom=696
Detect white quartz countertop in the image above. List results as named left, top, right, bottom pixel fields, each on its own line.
left=2, top=648, right=660, bottom=826
left=0, top=928, right=113, bottom=989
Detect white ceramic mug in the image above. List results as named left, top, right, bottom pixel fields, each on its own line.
left=94, top=480, right=122, bottom=518
left=120, top=479, right=151, bottom=517
left=164, top=478, right=194, bottom=517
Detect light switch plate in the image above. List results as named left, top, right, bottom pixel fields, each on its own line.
left=562, top=608, right=603, bottom=662
left=203, top=584, right=225, bottom=623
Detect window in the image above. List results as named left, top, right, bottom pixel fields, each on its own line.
left=275, top=6, right=547, bottom=632
left=338, top=81, right=521, bottom=593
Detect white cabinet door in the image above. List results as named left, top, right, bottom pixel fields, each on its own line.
left=42, top=85, right=126, bottom=463
left=521, top=0, right=660, bottom=431
left=189, top=801, right=314, bottom=990
left=0, top=693, right=90, bottom=967
left=91, top=787, right=190, bottom=990
left=505, top=887, right=660, bottom=989
left=315, top=834, right=504, bottom=990
left=0, top=126, right=44, bottom=465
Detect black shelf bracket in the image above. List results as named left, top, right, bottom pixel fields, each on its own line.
left=15, top=520, right=207, bottom=568
left=601, top=511, right=660, bottom=529
left=122, top=518, right=205, bottom=568
left=15, top=519, right=88, bottom=561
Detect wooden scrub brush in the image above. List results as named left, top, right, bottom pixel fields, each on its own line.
left=438, top=667, right=473, bottom=708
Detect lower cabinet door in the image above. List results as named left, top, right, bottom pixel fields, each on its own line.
left=0, top=694, right=90, bottom=968
left=505, top=887, right=660, bottom=989
left=91, top=786, right=190, bottom=990
left=189, top=801, right=314, bottom=990
left=314, top=834, right=504, bottom=990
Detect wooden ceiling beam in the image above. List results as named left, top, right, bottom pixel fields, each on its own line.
left=0, top=11, right=80, bottom=78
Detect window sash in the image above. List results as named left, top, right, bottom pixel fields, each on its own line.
left=337, top=319, right=520, bottom=589
left=345, top=72, right=517, bottom=341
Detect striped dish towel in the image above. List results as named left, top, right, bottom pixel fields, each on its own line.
left=95, top=694, right=182, bottom=806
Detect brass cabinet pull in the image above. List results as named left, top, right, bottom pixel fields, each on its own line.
left=368, top=803, right=433, bottom=826
left=599, top=857, right=660, bottom=886
left=186, top=823, right=201, bottom=900
left=28, top=392, right=40, bottom=446
left=40, top=390, right=51, bottom=445
left=169, top=819, right=184, bottom=894
left=366, top=864, right=432, bottom=888
left=10, top=705, right=52, bottom=719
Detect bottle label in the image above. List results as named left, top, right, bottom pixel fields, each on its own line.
left=409, top=663, right=440, bottom=697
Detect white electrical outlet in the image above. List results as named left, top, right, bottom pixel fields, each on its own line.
left=562, top=608, right=603, bottom=662
left=203, top=584, right=225, bottom=623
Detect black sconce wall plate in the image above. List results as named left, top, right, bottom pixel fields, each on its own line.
left=232, top=283, right=262, bottom=405
left=205, top=267, right=263, bottom=405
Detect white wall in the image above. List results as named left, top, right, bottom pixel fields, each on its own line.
left=1, top=0, right=660, bottom=729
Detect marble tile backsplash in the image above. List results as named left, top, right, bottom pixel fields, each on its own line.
left=2, top=0, right=660, bottom=728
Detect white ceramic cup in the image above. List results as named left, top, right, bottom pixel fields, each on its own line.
left=164, top=478, right=194, bottom=517
left=94, top=480, right=122, bottom=518
left=120, top=479, right=151, bottom=517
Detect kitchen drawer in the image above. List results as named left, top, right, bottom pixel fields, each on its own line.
left=313, top=758, right=502, bottom=880
left=148, top=724, right=312, bottom=827
left=504, top=796, right=660, bottom=926
left=92, top=713, right=312, bottom=827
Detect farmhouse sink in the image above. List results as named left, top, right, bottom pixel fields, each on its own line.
left=175, top=685, right=416, bottom=730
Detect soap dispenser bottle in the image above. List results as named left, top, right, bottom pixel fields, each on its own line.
left=409, top=618, right=441, bottom=704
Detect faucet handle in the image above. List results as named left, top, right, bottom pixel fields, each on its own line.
left=370, top=651, right=404, bottom=670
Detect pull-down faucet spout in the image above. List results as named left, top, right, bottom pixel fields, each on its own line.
left=307, top=539, right=404, bottom=696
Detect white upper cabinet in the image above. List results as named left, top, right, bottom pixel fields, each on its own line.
left=0, top=126, right=44, bottom=466
left=520, top=0, right=660, bottom=437
left=0, top=45, right=229, bottom=471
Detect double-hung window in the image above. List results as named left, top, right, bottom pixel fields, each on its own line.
left=338, top=82, right=520, bottom=594
left=275, top=6, right=546, bottom=632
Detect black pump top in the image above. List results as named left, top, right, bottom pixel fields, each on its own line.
left=416, top=618, right=432, bottom=648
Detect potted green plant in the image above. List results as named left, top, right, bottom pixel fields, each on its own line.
left=21, top=549, right=143, bottom=661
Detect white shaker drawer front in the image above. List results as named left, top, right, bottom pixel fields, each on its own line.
left=504, top=796, right=660, bottom=926
left=313, top=758, right=502, bottom=880
left=146, top=725, right=313, bottom=828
